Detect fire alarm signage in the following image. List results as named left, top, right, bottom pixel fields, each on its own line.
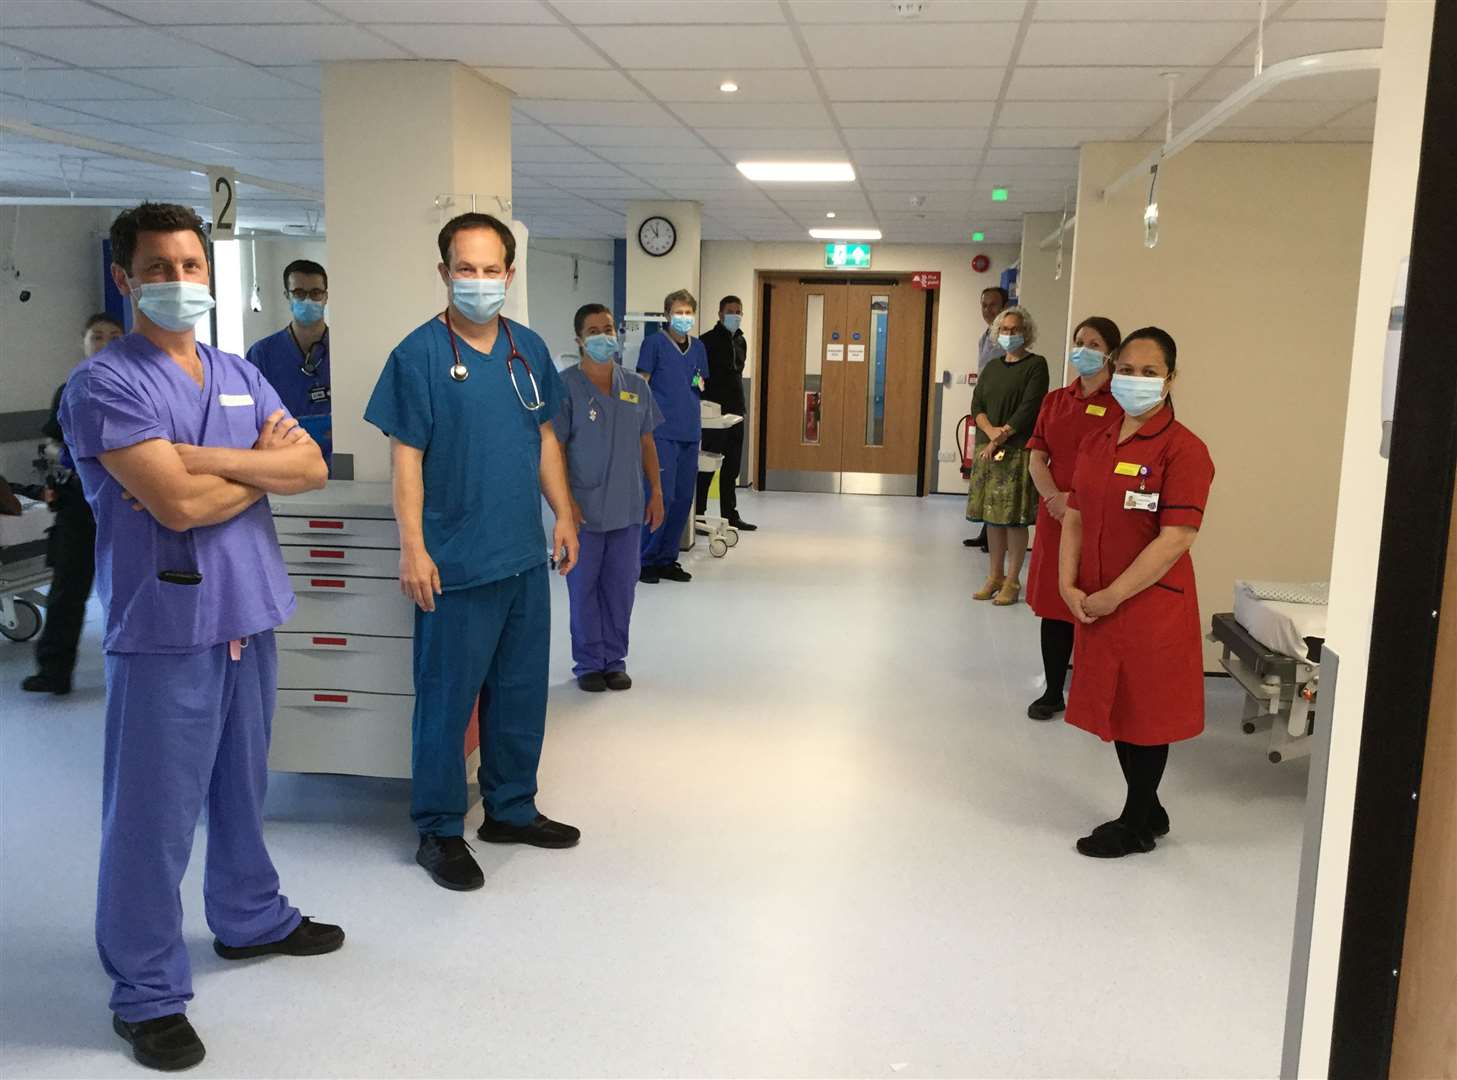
left=910, top=271, right=941, bottom=290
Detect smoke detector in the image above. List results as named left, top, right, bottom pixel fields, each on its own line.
left=908, top=193, right=927, bottom=208
left=893, top=1, right=926, bottom=17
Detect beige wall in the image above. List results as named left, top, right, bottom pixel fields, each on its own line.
left=700, top=238, right=1019, bottom=493
left=1067, top=140, right=1370, bottom=668
left=1298, top=2, right=1435, bottom=1073
left=626, top=200, right=701, bottom=317
left=1017, top=211, right=1074, bottom=383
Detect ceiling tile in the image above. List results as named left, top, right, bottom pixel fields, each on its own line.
left=5, top=69, right=163, bottom=100
left=982, top=147, right=1080, bottom=164
left=511, top=145, right=611, bottom=165
left=852, top=147, right=982, bottom=166
left=589, top=26, right=805, bottom=68
left=1007, top=65, right=1209, bottom=101
left=515, top=100, right=676, bottom=126
left=54, top=98, right=254, bottom=124
left=319, top=0, right=555, bottom=22
left=802, top=22, right=1020, bottom=67
left=697, top=128, right=843, bottom=150
left=224, top=142, right=325, bottom=158
left=1172, top=98, right=1351, bottom=128
left=859, top=165, right=978, bottom=180
left=1018, top=20, right=1250, bottom=66
left=368, top=24, right=608, bottom=66
left=0, top=43, right=66, bottom=68
left=991, top=126, right=1144, bottom=146
left=479, top=68, right=646, bottom=101
left=629, top=69, right=818, bottom=103
left=669, top=102, right=832, bottom=128
left=1, top=28, right=243, bottom=68
left=96, top=66, right=315, bottom=101
left=1226, top=19, right=1385, bottom=65
left=1186, top=64, right=1378, bottom=103
left=834, top=101, right=996, bottom=127
left=148, top=121, right=307, bottom=143
left=1199, top=125, right=1321, bottom=141
left=1294, top=129, right=1373, bottom=143
left=0, top=94, right=97, bottom=126
left=791, top=0, right=1027, bottom=22
left=515, top=162, right=636, bottom=179
left=102, top=0, right=340, bottom=22
left=208, top=98, right=321, bottom=124
left=0, top=1, right=130, bottom=26
left=600, top=146, right=723, bottom=164
left=551, top=125, right=703, bottom=148
left=556, top=0, right=785, bottom=21
left=843, top=127, right=989, bottom=148
left=1326, top=100, right=1377, bottom=126
left=511, top=123, right=570, bottom=146
left=1037, top=0, right=1261, bottom=18
left=172, top=24, right=410, bottom=64
left=625, top=163, right=740, bottom=179
left=820, top=66, right=1004, bottom=102
left=260, top=65, right=324, bottom=90
left=1279, top=0, right=1388, bottom=19
left=998, top=100, right=1164, bottom=127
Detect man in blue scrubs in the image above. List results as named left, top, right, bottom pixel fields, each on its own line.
left=60, top=203, right=342, bottom=1072
left=636, top=288, right=708, bottom=584
left=245, top=259, right=332, bottom=469
left=365, top=212, right=582, bottom=892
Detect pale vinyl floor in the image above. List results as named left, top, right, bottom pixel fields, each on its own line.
left=0, top=491, right=1309, bottom=1079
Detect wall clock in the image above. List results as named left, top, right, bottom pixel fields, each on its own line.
left=638, top=215, right=676, bottom=257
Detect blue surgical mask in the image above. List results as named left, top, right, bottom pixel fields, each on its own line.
left=451, top=278, right=507, bottom=323
left=131, top=281, right=215, bottom=332
left=670, top=314, right=695, bottom=336
left=582, top=333, right=620, bottom=363
left=1069, top=346, right=1107, bottom=376
left=998, top=333, right=1024, bottom=353
left=290, top=297, right=326, bottom=326
left=723, top=313, right=742, bottom=333
left=1110, top=374, right=1167, bottom=416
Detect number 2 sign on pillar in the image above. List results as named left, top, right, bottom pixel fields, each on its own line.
left=208, top=167, right=237, bottom=240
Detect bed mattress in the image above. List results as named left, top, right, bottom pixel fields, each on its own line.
left=0, top=498, right=51, bottom=549
left=1233, top=580, right=1328, bottom=663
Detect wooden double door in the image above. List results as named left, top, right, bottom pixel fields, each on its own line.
left=761, top=275, right=929, bottom=495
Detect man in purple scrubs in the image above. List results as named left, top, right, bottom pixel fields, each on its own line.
left=59, top=203, right=342, bottom=1073
left=245, top=259, right=332, bottom=469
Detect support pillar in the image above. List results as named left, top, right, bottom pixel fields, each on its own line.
left=626, top=200, right=701, bottom=317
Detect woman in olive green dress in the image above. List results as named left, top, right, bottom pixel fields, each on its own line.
left=965, top=305, right=1050, bottom=606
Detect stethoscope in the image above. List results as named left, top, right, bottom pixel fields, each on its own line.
left=443, top=308, right=544, bottom=412
left=290, top=325, right=327, bottom=377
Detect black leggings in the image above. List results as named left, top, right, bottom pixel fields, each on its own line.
left=1039, top=618, right=1075, bottom=702
left=1115, top=741, right=1169, bottom=831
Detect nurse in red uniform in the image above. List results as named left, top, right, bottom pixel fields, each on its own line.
left=1059, top=327, right=1215, bottom=858
left=1024, top=315, right=1122, bottom=721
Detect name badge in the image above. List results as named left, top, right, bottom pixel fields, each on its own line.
left=309, top=384, right=330, bottom=404
left=1114, top=461, right=1142, bottom=476
left=218, top=393, right=254, bottom=407
left=1086, top=404, right=1107, bottom=417
left=691, top=373, right=705, bottom=391
left=1124, top=490, right=1160, bottom=512
left=619, top=390, right=640, bottom=404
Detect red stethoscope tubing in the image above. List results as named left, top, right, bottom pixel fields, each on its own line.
left=442, top=309, right=543, bottom=410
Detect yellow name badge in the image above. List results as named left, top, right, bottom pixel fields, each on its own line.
left=1114, top=461, right=1142, bottom=477
left=618, top=390, right=640, bottom=404
left=1086, top=404, right=1107, bottom=417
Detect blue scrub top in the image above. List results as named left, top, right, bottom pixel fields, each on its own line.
left=59, top=334, right=297, bottom=655
left=245, top=326, right=332, bottom=466
left=636, top=330, right=707, bottom=443
left=364, top=316, right=565, bottom=591
left=554, top=363, right=663, bottom=533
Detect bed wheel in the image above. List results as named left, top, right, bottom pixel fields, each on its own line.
left=1242, top=722, right=1257, bottom=734
left=0, top=598, right=42, bottom=642
left=1269, top=751, right=1283, bottom=764
left=709, top=537, right=729, bottom=558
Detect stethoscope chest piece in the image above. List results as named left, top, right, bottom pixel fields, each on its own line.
left=450, top=362, right=469, bottom=382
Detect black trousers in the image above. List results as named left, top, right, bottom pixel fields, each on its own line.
left=34, top=491, right=95, bottom=680
left=695, top=421, right=744, bottom=521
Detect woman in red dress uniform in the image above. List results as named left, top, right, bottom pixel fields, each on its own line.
left=1024, top=315, right=1122, bottom=721
left=1059, top=327, right=1215, bottom=858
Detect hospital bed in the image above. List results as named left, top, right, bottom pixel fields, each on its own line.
left=0, top=496, right=54, bottom=643
left=1209, top=580, right=1328, bottom=764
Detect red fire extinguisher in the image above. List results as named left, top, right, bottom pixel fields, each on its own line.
left=805, top=391, right=821, bottom=442
left=955, top=413, right=976, bottom=478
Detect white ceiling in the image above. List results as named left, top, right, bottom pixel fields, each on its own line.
left=0, top=0, right=1385, bottom=243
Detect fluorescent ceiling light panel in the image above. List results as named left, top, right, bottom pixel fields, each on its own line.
left=809, top=228, right=882, bottom=240
left=737, top=161, right=855, bottom=182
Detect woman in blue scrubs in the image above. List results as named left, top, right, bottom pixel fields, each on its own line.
left=556, top=304, right=665, bottom=692
left=635, top=288, right=709, bottom=583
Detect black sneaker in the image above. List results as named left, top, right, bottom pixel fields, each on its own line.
left=729, top=518, right=757, bottom=532
left=113, top=1013, right=205, bottom=1072
left=577, top=672, right=607, bottom=693
left=604, top=671, right=632, bottom=691
left=477, top=813, right=581, bottom=849
left=213, top=916, right=345, bottom=960
left=21, top=673, right=70, bottom=695
left=1075, top=820, right=1156, bottom=859
left=638, top=565, right=661, bottom=584
left=415, top=835, right=484, bottom=891
left=1026, top=694, right=1066, bottom=721
left=659, top=562, right=692, bottom=582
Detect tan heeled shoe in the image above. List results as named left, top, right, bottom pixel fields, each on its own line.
left=993, top=579, right=1022, bottom=606
left=973, top=576, right=1005, bottom=601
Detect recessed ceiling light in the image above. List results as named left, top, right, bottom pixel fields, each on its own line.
left=810, top=227, right=881, bottom=240
left=825, top=211, right=837, bottom=218
left=991, top=187, right=1009, bottom=201
left=720, top=80, right=738, bottom=93
left=737, top=161, right=855, bottom=183
left=972, top=230, right=985, bottom=241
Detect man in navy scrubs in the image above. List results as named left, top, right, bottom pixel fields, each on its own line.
left=245, top=259, right=332, bottom=469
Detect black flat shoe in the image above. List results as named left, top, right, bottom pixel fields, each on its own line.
left=21, top=673, right=70, bottom=695
left=658, top=562, right=692, bottom=582
left=415, top=835, right=484, bottom=891
left=213, top=916, right=345, bottom=960
left=1150, top=804, right=1171, bottom=838
left=638, top=565, right=660, bottom=584
left=604, top=671, right=632, bottom=691
left=729, top=518, right=757, bottom=532
left=577, top=672, right=607, bottom=692
left=113, top=1013, right=205, bottom=1072
left=1027, top=694, right=1065, bottom=721
left=477, top=813, right=580, bottom=849
left=1076, top=820, right=1156, bottom=859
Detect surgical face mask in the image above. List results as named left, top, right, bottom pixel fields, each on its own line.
left=1069, top=345, right=1107, bottom=376
left=1110, top=373, right=1167, bottom=416
left=451, top=278, right=507, bottom=323
left=291, top=297, right=326, bottom=325
left=670, top=314, right=695, bottom=336
left=582, top=333, right=620, bottom=364
left=998, top=333, right=1025, bottom=353
left=131, top=280, right=215, bottom=332
left=722, top=313, right=742, bottom=333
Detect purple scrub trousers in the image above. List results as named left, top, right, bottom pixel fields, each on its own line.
left=96, top=631, right=300, bottom=1022
left=641, top=437, right=698, bottom=568
left=567, top=525, right=642, bottom=677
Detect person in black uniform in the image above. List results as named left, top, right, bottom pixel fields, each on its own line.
left=22, top=312, right=123, bottom=695
left=694, top=295, right=756, bottom=531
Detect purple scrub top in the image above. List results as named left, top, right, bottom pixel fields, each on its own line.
left=59, top=333, right=297, bottom=654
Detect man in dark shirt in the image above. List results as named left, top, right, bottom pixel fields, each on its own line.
left=695, top=295, right=755, bottom=531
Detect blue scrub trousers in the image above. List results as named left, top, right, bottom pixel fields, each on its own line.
left=641, top=437, right=698, bottom=568
left=97, top=631, right=300, bottom=1022
left=567, top=525, right=641, bottom=678
left=410, top=565, right=549, bottom=836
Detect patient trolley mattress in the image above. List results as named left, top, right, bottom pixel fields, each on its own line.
left=1232, top=580, right=1328, bottom=663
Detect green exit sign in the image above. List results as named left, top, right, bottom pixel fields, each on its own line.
left=824, top=242, right=873, bottom=269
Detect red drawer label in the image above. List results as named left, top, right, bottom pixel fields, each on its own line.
left=308, top=549, right=345, bottom=559
left=309, top=578, right=346, bottom=588
left=308, top=520, right=344, bottom=529
left=313, top=693, right=349, bottom=703
left=311, top=636, right=347, bottom=647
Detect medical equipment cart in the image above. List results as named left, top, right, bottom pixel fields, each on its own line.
left=0, top=496, right=54, bottom=643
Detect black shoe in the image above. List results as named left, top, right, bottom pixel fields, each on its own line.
left=21, top=673, right=70, bottom=695
left=1150, top=804, right=1171, bottom=838
left=729, top=518, right=757, bottom=532
left=113, top=1013, right=205, bottom=1072
left=1076, top=820, right=1156, bottom=859
left=1026, top=694, right=1066, bottom=721
left=604, top=671, right=632, bottom=691
left=415, top=835, right=484, bottom=891
left=213, top=916, right=345, bottom=960
left=477, top=813, right=580, bottom=849
left=577, top=672, right=607, bottom=692
left=659, top=562, right=692, bottom=582
left=638, top=565, right=660, bottom=584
